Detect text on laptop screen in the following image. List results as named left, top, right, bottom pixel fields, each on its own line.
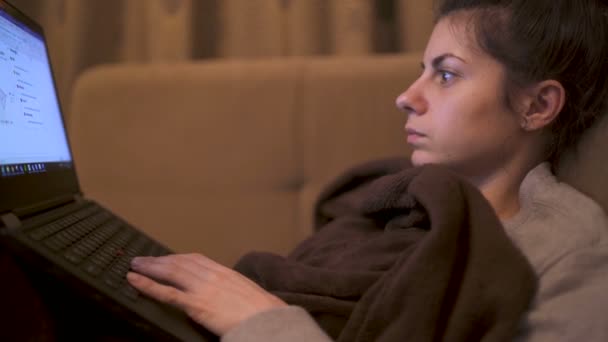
left=0, top=9, right=71, bottom=167
left=0, top=3, right=79, bottom=213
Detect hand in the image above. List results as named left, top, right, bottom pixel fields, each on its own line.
left=127, top=253, right=288, bottom=336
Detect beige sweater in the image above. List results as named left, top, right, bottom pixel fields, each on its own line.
left=223, top=163, right=608, bottom=342
left=504, top=163, right=608, bottom=341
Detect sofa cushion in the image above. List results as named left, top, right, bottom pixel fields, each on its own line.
left=558, top=112, right=608, bottom=214
left=299, top=54, right=419, bottom=183
left=70, top=60, right=303, bottom=195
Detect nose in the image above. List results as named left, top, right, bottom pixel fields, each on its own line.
left=395, top=78, right=427, bottom=116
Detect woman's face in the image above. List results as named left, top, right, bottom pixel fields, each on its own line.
left=396, top=14, right=525, bottom=180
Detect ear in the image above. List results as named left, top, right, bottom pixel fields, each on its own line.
left=519, top=80, right=566, bottom=131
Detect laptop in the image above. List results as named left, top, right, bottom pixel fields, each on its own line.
left=0, top=1, right=215, bottom=341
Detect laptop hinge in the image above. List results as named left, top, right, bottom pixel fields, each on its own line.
left=1, top=213, right=21, bottom=230
left=12, top=194, right=84, bottom=219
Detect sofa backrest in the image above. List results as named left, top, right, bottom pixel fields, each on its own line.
left=69, top=55, right=417, bottom=266
left=558, top=113, right=608, bottom=214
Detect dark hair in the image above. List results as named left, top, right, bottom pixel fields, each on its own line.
left=436, top=0, right=608, bottom=167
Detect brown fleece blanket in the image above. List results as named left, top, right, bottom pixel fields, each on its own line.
left=234, top=157, right=537, bottom=342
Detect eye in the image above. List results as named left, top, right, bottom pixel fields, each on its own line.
left=437, top=70, right=457, bottom=85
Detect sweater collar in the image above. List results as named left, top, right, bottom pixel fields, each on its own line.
left=502, top=162, right=555, bottom=231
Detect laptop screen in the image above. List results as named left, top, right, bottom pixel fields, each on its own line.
left=0, top=1, right=80, bottom=214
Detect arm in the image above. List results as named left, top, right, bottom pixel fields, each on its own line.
left=222, top=306, right=332, bottom=342
left=127, top=253, right=331, bottom=341
left=515, top=242, right=608, bottom=341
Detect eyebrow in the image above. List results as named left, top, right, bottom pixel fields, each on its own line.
left=420, top=53, right=467, bottom=69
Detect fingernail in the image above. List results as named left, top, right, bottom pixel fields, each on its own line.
left=131, top=257, right=142, bottom=266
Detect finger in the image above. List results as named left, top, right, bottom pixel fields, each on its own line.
left=175, top=253, right=222, bottom=271
left=131, top=255, right=200, bottom=291
left=126, top=272, right=190, bottom=310
left=182, top=253, right=235, bottom=276
left=179, top=253, right=267, bottom=290
left=182, top=254, right=267, bottom=294
left=160, top=253, right=230, bottom=283
left=137, top=254, right=219, bottom=278
left=174, top=253, right=224, bottom=274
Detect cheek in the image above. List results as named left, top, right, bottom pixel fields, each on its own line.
left=430, top=103, right=476, bottom=146
left=430, top=98, right=515, bottom=158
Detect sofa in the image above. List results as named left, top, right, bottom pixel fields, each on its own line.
left=68, top=54, right=608, bottom=267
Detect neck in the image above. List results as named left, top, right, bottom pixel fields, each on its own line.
left=476, top=167, right=526, bottom=220
left=464, top=155, right=543, bottom=221
left=456, top=133, right=550, bottom=220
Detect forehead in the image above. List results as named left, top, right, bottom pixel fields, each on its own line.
left=423, top=13, right=487, bottom=64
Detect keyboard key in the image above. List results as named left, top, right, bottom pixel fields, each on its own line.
left=83, top=262, right=103, bottom=276
left=26, top=204, right=169, bottom=302
left=121, top=285, right=140, bottom=301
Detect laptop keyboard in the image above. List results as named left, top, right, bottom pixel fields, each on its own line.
left=26, top=204, right=170, bottom=302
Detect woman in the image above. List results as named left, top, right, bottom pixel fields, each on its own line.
left=128, top=0, right=608, bottom=340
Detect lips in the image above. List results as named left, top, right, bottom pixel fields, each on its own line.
left=405, top=127, right=426, bottom=145
left=405, top=127, right=425, bottom=136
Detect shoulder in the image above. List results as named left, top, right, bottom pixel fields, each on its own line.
left=510, top=165, right=608, bottom=341
left=535, top=180, right=608, bottom=248
left=506, top=163, right=608, bottom=275
left=515, top=241, right=608, bottom=341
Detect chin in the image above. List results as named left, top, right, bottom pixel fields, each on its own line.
left=410, top=150, right=440, bottom=167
